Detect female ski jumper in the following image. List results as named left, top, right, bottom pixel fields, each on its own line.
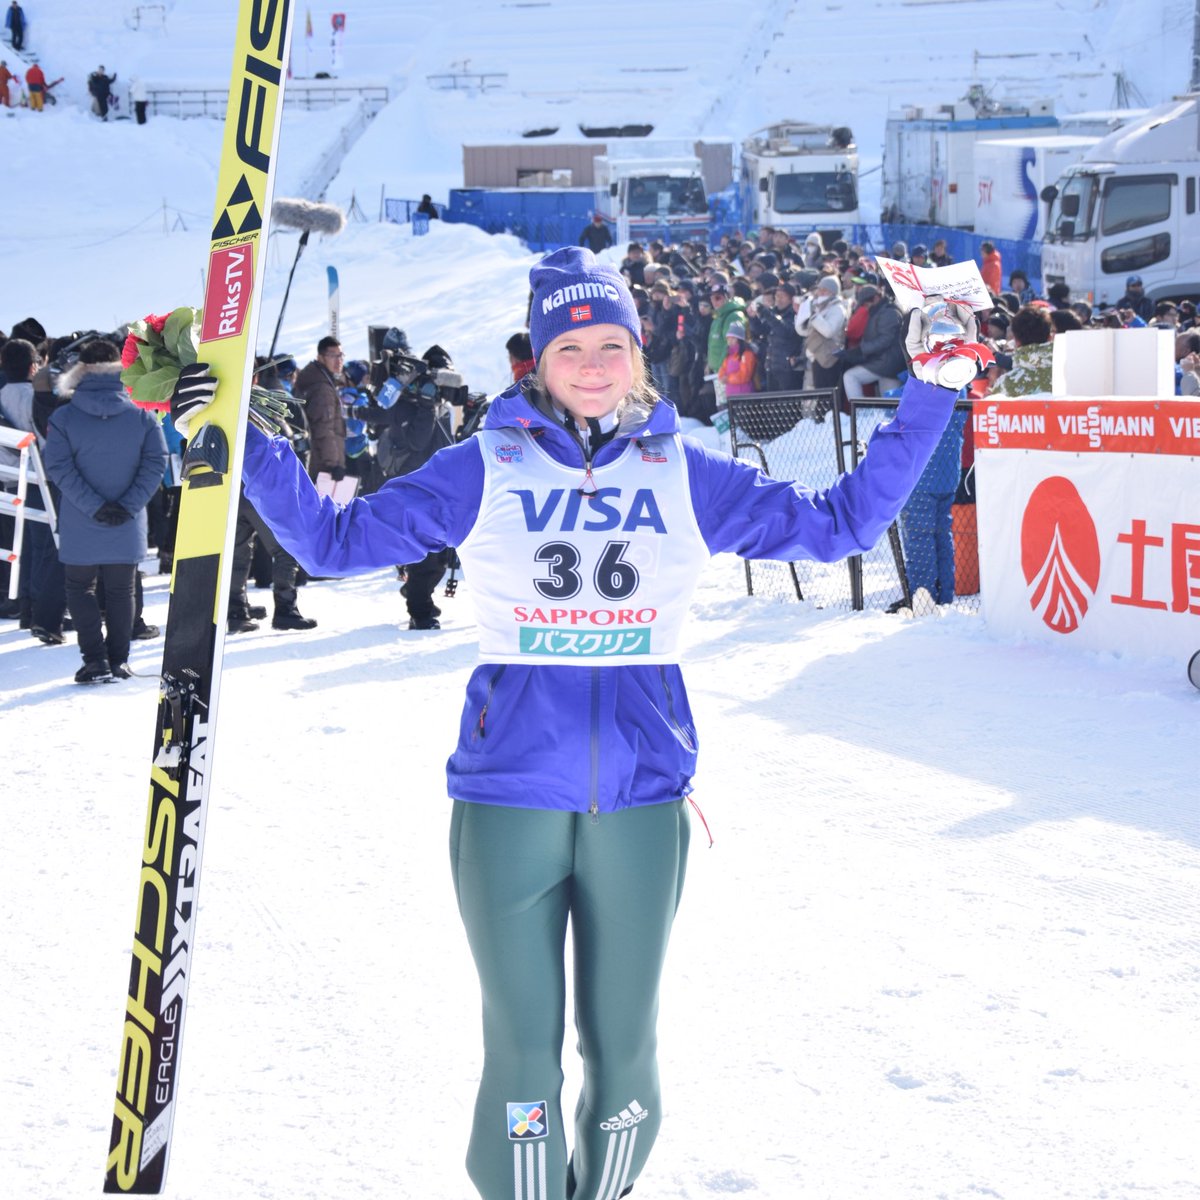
left=238, top=246, right=957, bottom=1200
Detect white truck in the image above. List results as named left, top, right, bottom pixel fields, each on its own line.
left=739, top=121, right=859, bottom=239
left=1040, top=93, right=1200, bottom=306
left=974, top=134, right=1099, bottom=241
left=882, top=89, right=1058, bottom=227
left=593, top=144, right=712, bottom=246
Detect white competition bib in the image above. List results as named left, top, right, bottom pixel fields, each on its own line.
left=458, top=427, right=709, bottom=665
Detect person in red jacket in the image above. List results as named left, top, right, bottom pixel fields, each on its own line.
left=0, top=60, right=15, bottom=107
left=980, top=240, right=1003, bottom=296
left=25, top=62, right=45, bottom=112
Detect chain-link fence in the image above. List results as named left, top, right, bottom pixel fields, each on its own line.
left=726, top=393, right=980, bottom=615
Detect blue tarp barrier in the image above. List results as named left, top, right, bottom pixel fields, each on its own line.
left=443, top=189, right=596, bottom=252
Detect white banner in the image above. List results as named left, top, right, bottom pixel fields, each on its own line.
left=873, top=256, right=992, bottom=313
left=975, top=402, right=1200, bottom=661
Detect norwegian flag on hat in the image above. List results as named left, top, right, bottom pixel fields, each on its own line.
left=570, top=304, right=592, bottom=322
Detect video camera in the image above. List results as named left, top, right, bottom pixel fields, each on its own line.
left=367, top=325, right=470, bottom=410
left=46, top=330, right=121, bottom=389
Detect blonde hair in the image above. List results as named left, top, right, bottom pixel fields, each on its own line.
left=528, top=330, right=658, bottom=417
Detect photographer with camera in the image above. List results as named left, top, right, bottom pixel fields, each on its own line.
left=358, top=341, right=462, bottom=629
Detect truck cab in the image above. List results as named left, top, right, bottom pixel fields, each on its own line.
left=1041, top=95, right=1200, bottom=306
left=593, top=153, right=710, bottom=246
left=740, top=122, right=859, bottom=239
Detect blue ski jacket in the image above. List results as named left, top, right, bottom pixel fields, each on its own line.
left=44, top=365, right=168, bottom=566
left=242, top=376, right=955, bottom=815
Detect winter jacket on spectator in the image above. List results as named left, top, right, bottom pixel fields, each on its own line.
left=797, top=290, right=848, bottom=370
left=645, top=299, right=676, bottom=365
left=980, top=246, right=1003, bottom=295
left=845, top=300, right=870, bottom=350
left=1115, top=289, right=1155, bottom=322
left=706, top=297, right=748, bottom=372
left=579, top=218, right=613, bottom=254
left=752, top=301, right=804, bottom=382
left=718, top=343, right=758, bottom=395
left=43, top=363, right=168, bottom=565
left=855, top=299, right=906, bottom=380
left=292, top=359, right=346, bottom=475
left=0, top=376, right=35, bottom=472
left=986, top=343, right=1054, bottom=398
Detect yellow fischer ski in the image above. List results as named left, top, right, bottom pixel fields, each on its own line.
left=104, top=1, right=295, bottom=1191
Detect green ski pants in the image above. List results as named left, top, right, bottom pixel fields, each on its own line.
left=449, top=798, right=691, bottom=1200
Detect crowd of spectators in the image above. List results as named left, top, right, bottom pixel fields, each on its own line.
left=600, top=228, right=1200, bottom=417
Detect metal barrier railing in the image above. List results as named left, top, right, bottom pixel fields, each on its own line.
left=726, top=392, right=980, bottom=615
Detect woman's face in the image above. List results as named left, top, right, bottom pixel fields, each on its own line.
left=540, top=323, right=634, bottom=420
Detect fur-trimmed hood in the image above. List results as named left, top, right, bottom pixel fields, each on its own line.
left=55, top=359, right=123, bottom=400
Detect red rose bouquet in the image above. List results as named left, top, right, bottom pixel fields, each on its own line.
left=120, top=307, right=201, bottom=410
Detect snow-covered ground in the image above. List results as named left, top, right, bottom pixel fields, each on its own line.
left=5, top=559, right=1199, bottom=1200
left=3, top=3, right=1200, bottom=1199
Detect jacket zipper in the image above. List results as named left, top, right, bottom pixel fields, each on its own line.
left=588, top=666, right=601, bottom=821
left=475, top=665, right=507, bottom=740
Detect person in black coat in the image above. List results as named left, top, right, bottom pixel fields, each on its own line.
left=6, top=2, right=24, bottom=52
left=87, top=65, right=118, bottom=120
left=750, top=282, right=805, bottom=392
left=1115, top=274, right=1156, bottom=323
left=578, top=213, right=613, bottom=254
left=227, top=358, right=317, bottom=634
left=43, top=340, right=167, bottom=682
left=839, top=287, right=907, bottom=399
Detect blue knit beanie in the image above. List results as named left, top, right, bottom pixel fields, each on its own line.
left=528, top=246, right=642, bottom=362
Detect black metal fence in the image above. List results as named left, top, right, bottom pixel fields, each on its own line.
left=726, top=392, right=980, bottom=615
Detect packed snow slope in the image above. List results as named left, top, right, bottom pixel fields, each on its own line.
left=3, top=560, right=1199, bottom=1200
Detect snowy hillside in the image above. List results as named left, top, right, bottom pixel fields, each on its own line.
left=1, top=0, right=1191, bottom=366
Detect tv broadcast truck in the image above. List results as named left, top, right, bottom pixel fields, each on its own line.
left=1041, top=94, right=1200, bottom=307
left=974, top=134, right=1100, bottom=241
left=593, top=143, right=713, bottom=246
left=882, top=88, right=1057, bottom=227
left=739, top=121, right=859, bottom=240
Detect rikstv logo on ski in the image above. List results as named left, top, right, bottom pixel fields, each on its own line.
left=1020, top=475, right=1200, bottom=635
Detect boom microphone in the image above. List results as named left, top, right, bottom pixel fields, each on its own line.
left=267, top=198, right=348, bottom=356
left=271, top=197, right=346, bottom=237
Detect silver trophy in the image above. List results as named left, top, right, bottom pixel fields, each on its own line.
left=922, top=297, right=974, bottom=351
left=914, top=298, right=980, bottom=389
